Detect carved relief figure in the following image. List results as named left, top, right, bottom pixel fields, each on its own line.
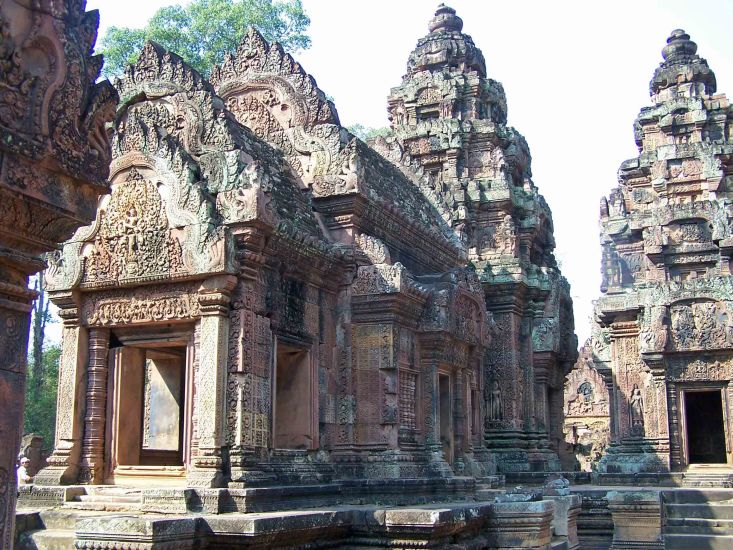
left=640, top=305, right=668, bottom=353
left=496, top=214, right=517, bottom=255
left=629, top=384, right=644, bottom=433
left=486, top=380, right=503, bottom=422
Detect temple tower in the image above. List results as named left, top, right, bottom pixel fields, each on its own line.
left=594, top=29, right=733, bottom=477
left=377, top=4, right=577, bottom=475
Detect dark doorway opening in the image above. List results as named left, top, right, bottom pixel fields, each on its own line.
left=273, top=342, right=313, bottom=449
left=685, top=390, right=727, bottom=464
left=438, top=374, right=453, bottom=463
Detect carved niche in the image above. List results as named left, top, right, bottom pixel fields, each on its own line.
left=564, top=354, right=610, bottom=418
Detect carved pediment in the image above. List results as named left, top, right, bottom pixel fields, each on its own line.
left=211, top=28, right=345, bottom=185
left=82, top=168, right=186, bottom=284
left=116, top=41, right=215, bottom=106
left=211, top=27, right=339, bottom=128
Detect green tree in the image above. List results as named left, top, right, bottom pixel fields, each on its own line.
left=30, top=275, right=52, bottom=400
left=99, top=0, right=311, bottom=78
left=24, top=345, right=61, bottom=451
left=347, top=124, right=391, bottom=141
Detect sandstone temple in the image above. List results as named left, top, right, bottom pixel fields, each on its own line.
left=4, top=3, right=733, bottom=550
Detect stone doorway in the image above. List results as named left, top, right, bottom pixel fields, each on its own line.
left=684, top=389, right=727, bottom=465
left=272, top=341, right=315, bottom=450
left=105, top=331, right=193, bottom=485
left=439, top=373, right=453, bottom=464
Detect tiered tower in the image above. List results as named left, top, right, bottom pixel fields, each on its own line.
left=594, top=29, right=733, bottom=476
left=375, top=4, right=577, bottom=475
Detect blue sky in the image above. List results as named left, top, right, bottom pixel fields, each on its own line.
left=84, top=0, right=733, bottom=345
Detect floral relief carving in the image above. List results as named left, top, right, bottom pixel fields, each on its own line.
left=83, top=286, right=200, bottom=327
left=670, top=301, right=731, bottom=350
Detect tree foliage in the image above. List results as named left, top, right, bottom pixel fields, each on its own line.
left=30, top=275, right=52, bottom=399
left=24, top=345, right=60, bottom=451
left=99, top=0, right=311, bottom=78
left=347, top=124, right=391, bottom=142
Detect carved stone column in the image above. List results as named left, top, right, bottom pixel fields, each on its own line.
left=0, top=0, right=116, bottom=544
left=0, top=279, right=34, bottom=549
left=667, top=383, right=682, bottom=470
left=189, top=275, right=237, bottom=487
left=79, top=328, right=110, bottom=484
left=35, top=292, right=88, bottom=485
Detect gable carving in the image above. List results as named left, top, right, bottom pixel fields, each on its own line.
left=82, top=168, right=186, bottom=284
left=212, top=28, right=345, bottom=187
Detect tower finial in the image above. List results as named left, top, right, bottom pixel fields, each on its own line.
left=662, top=29, right=697, bottom=61
left=428, top=4, right=463, bottom=33
left=650, top=29, right=716, bottom=96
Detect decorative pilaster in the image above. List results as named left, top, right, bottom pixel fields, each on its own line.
left=423, top=360, right=440, bottom=450
left=667, top=384, right=682, bottom=470
left=35, top=292, right=88, bottom=485
left=188, top=275, right=237, bottom=487
left=79, top=328, right=110, bottom=484
left=0, top=0, right=117, bottom=542
left=0, top=278, right=34, bottom=550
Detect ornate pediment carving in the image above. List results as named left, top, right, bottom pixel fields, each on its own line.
left=211, top=27, right=339, bottom=128
left=211, top=28, right=346, bottom=186
left=116, top=41, right=215, bottom=105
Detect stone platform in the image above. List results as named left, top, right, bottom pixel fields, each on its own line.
left=16, top=498, right=560, bottom=549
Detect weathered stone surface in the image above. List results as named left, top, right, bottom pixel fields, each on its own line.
left=607, top=490, right=663, bottom=549
left=378, top=3, right=578, bottom=474
left=0, top=0, right=117, bottom=547
left=20, top=4, right=581, bottom=549
left=35, top=5, right=524, bottom=496
left=562, top=344, right=611, bottom=472
left=592, top=29, right=733, bottom=476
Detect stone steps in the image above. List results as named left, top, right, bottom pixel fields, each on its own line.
left=63, top=486, right=143, bottom=512
left=664, top=533, right=733, bottom=550
left=662, top=489, right=733, bottom=549
left=666, top=503, right=733, bottom=520
left=666, top=518, right=733, bottom=536
left=682, top=475, right=733, bottom=488
left=681, top=470, right=733, bottom=488
left=78, top=494, right=141, bottom=503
